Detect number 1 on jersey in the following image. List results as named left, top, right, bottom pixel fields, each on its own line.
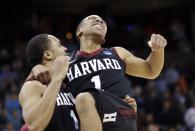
left=91, top=75, right=101, bottom=89
left=70, top=110, right=79, bottom=130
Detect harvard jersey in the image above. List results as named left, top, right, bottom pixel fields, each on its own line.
left=45, top=84, right=79, bottom=131
left=66, top=48, right=132, bottom=98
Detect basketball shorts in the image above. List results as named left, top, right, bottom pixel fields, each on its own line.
left=87, top=89, right=137, bottom=131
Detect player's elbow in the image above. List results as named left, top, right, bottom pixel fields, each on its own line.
left=146, top=66, right=161, bottom=80
left=24, top=113, right=44, bottom=131
left=26, top=124, right=41, bottom=131
left=25, top=121, right=44, bottom=131
left=148, top=75, right=158, bottom=80
left=147, top=72, right=160, bottom=79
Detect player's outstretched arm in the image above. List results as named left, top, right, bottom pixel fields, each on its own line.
left=19, top=56, right=69, bottom=131
left=114, top=34, right=167, bottom=79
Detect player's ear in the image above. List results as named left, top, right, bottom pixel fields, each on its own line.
left=76, top=29, right=83, bottom=38
left=43, top=51, right=53, bottom=61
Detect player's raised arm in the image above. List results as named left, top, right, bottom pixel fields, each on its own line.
left=114, top=34, right=167, bottom=79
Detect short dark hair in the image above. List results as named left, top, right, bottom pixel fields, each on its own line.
left=26, top=34, right=50, bottom=66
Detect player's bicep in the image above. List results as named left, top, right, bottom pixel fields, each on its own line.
left=114, top=47, right=152, bottom=78
left=22, top=96, right=41, bottom=123
left=19, top=82, right=43, bottom=123
left=124, top=55, right=152, bottom=78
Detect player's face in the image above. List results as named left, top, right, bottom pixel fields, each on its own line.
left=48, top=35, right=67, bottom=58
left=79, top=15, right=107, bottom=39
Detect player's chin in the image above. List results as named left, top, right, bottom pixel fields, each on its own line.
left=91, top=29, right=105, bottom=35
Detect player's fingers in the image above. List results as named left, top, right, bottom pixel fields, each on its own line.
left=155, top=38, right=161, bottom=51
left=42, top=72, right=49, bottom=84
left=148, top=41, right=152, bottom=48
left=151, top=34, right=156, bottom=44
left=123, top=99, right=131, bottom=103
left=63, top=56, right=70, bottom=63
left=159, top=38, right=165, bottom=49
left=36, top=73, right=45, bottom=83
left=158, top=36, right=167, bottom=50
left=156, top=34, right=161, bottom=44
left=126, top=99, right=135, bottom=103
left=150, top=34, right=159, bottom=51
left=125, top=95, right=131, bottom=99
left=162, top=38, right=167, bottom=47
left=124, top=96, right=136, bottom=103
left=129, top=104, right=137, bottom=112
left=128, top=103, right=137, bottom=107
left=125, top=95, right=133, bottom=100
left=46, top=71, right=51, bottom=83
left=152, top=34, right=157, bottom=50
left=123, top=98, right=137, bottom=112
left=155, top=34, right=166, bottom=50
left=59, top=56, right=69, bottom=64
left=126, top=101, right=137, bottom=112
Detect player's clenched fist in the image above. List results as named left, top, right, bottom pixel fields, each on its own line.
left=148, top=34, right=167, bottom=51
left=51, top=56, right=70, bottom=81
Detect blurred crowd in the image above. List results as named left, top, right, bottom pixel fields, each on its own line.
left=0, top=7, right=195, bottom=131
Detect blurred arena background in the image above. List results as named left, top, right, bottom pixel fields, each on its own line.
left=0, top=0, right=195, bottom=130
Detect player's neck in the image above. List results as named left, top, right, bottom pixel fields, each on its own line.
left=80, top=40, right=101, bottom=53
left=43, top=61, right=53, bottom=70
left=80, top=36, right=102, bottom=53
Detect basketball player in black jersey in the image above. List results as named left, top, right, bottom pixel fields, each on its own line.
left=19, top=34, right=79, bottom=131
left=71, top=15, right=166, bottom=131
left=29, top=15, right=167, bottom=131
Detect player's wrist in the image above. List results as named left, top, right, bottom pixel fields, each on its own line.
left=150, top=48, right=164, bottom=52
left=52, top=75, right=65, bottom=83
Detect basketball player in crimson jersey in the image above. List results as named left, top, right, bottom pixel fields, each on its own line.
left=29, top=15, right=167, bottom=131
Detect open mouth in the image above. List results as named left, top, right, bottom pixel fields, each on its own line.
left=92, top=24, right=103, bottom=30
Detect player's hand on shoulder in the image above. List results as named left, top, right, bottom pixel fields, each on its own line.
left=148, top=34, right=167, bottom=51
left=51, top=55, right=70, bottom=81
left=32, top=64, right=51, bottom=84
